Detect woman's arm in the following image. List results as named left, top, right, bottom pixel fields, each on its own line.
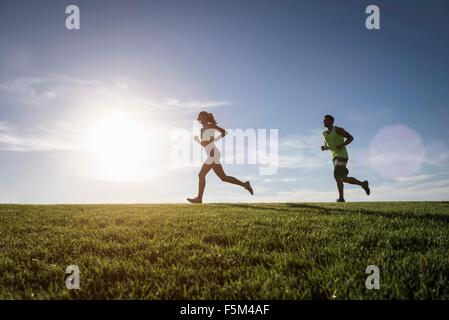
left=194, top=136, right=214, bottom=146
left=210, top=124, right=226, bottom=137
left=194, top=125, right=226, bottom=146
left=209, top=124, right=226, bottom=137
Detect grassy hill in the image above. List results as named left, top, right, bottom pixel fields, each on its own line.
left=1, top=202, right=449, bottom=299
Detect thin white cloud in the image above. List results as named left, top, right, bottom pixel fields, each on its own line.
left=345, top=106, right=394, bottom=123
left=0, top=74, right=230, bottom=150
left=424, top=141, right=449, bottom=167
left=0, top=121, right=83, bottom=152
left=278, top=130, right=329, bottom=169
left=404, top=178, right=449, bottom=190
left=395, top=174, right=439, bottom=183
left=280, top=130, right=323, bottom=150
left=165, top=98, right=229, bottom=109
left=0, top=75, right=108, bottom=109
left=368, top=177, right=449, bottom=201
left=0, top=77, right=52, bottom=106
left=0, top=75, right=230, bottom=112
left=263, top=177, right=311, bottom=183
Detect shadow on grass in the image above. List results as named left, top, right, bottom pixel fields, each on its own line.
left=229, top=203, right=449, bottom=225
left=288, top=203, right=449, bottom=224
left=228, top=204, right=298, bottom=214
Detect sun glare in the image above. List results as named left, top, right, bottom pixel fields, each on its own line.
left=86, top=111, right=159, bottom=181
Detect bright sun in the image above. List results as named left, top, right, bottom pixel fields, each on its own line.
left=86, top=111, right=157, bottom=181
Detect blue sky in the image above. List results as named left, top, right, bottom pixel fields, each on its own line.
left=0, top=0, right=448, bottom=203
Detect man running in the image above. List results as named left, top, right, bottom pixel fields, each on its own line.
left=321, top=114, right=370, bottom=202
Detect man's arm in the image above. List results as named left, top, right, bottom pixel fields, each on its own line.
left=321, top=142, right=330, bottom=151
left=335, top=127, right=353, bottom=148
left=321, top=132, right=329, bottom=151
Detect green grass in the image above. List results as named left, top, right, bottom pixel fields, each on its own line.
left=1, top=202, right=449, bottom=299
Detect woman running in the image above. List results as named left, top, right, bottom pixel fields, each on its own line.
left=187, top=111, right=253, bottom=203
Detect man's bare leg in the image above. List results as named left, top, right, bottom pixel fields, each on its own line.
left=341, top=177, right=370, bottom=195
left=335, top=176, right=345, bottom=201
left=342, top=176, right=362, bottom=186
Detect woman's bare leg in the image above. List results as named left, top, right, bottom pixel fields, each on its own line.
left=212, top=163, right=253, bottom=194
left=197, top=164, right=213, bottom=200
left=188, top=163, right=212, bottom=203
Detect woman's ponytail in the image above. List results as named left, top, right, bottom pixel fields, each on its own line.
left=208, top=112, right=217, bottom=125
left=197, top=111, right=218, bottom=125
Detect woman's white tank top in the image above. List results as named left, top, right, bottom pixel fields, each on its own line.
left=201, top=127, right=221, bottom=161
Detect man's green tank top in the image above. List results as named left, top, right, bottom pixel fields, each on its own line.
left=323, top=127, right=348, bottom=159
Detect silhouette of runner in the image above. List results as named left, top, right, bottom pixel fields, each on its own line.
left=320, top=115, right=370, bottom=202
left=187, top=111, right=253, bottom=203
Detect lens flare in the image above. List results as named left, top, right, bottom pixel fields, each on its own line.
left=369, top=124, right=425, bottom=179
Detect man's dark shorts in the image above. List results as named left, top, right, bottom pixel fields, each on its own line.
left=333, top=157, right=349, bottom=179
